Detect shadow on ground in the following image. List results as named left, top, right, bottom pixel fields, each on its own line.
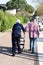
left=0, top=46, right=12, bottom=56
left=0, top=46, right=43, bottom=65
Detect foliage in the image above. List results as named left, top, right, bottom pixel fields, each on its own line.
left=0, top=21, right=1, bottom=31
left=0, top=10, right=17, bottom=32
left=15, top=13, right=24, bottom=24
left=6, top=0, right=26, bottom=9
left=15, top=13, right=30, bottom=23
left=6, top=0, right=34, bottom=13
left=36, top=3, right=43, bottom=16
left=25, top=4, right=34, bottom=13
left=24, top=16, right=29, bottom=23
left=0, top=10, right=30, bottom=32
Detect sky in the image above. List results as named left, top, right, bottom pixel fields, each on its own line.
left=0, top=0, right=39, bottom=9
left=0, top=0, right=10, bottom=4
left=26, top=0, right=39, bottom=9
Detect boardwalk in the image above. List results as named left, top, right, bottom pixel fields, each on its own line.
left=0, top=31, right=43, bottom=65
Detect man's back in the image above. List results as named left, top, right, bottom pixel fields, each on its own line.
left=29, top=22, right=39, bottom=38
left=12, top=23, right=25, bottom=36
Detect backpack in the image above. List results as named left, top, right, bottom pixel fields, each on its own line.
left=14, top=25, right=21, bottom=37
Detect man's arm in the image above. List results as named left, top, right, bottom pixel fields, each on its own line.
left=21, top=24, right=25, bottom=34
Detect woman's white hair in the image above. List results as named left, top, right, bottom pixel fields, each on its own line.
left=16, top=19, right=21, bottom=23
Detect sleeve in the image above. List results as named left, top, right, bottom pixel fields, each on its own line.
left=37, top=25, right=40, bottom=37
left=21, top=24, right=25, bottom=32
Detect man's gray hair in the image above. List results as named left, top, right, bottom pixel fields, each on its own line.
left=16, top=19, right=21, bottom=23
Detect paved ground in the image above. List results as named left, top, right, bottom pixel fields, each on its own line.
left=0, top=31, right=43, bottom=65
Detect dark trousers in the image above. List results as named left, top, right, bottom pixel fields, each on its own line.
left=12, top=35, right=21, bottom=55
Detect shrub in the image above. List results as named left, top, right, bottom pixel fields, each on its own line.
left=0, top=10, right=30, bottom=32
left=15, top=13, right=24, bottom=24
left=24, top=16, right=29, bottom=23
left=15, top=13, right=30, bottom=24
left=0, top=10, right=17, bottom=32
left=0, top=21, right=1, bottom=31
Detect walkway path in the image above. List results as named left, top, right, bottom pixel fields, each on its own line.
left=0, top=31, right=43, bottom=65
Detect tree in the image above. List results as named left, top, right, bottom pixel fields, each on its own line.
left=25, top=4, right=34, bottom=13
left=36, top=3, right=43, bottom=15
left=6, top=0, right=34, bottom=13
left=6, top=1, right=14, bottom=9
left=6, top=0, right=27, bottom=9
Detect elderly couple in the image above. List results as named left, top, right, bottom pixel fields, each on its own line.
left=12, top=18, right=39, bottom=56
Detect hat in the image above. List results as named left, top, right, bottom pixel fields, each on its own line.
left=16, top=19, right=21, bottom=23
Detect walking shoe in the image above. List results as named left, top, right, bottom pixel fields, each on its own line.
left=18, top=51, right=22, bottom=54
left=12, top=53, right=15, bottom=57
left=28, top=49, right=31, bottom=51
left=31, top=52, right=34, bottom=54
